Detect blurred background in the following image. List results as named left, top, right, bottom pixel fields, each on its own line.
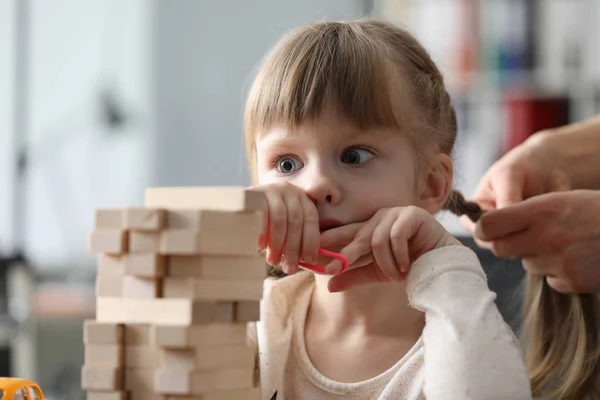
left=0, top=0, right=598, bottom=398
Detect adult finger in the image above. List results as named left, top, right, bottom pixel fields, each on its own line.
left=473, top=236, right=494, bottom=251
left=522, top=254, right=560, bottom=277
left=492, top=168, right=525, bottom=209
left=459, top=198, right=495, bottom=233
left=546, top=169, right=571, bottom=193
left=371, top=212, right=403, bottom=281
left=299, top=194, right=320, bottom=264
left=485, top=229, right=539, bottom=259
left=475, top=203, right=533, bottom=241
left=545, top=276, right=576, bottom=295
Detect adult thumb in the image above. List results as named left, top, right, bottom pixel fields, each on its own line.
left=546, top=168, right=571, bottom=193
left=494, top=169, right=525, bottom=209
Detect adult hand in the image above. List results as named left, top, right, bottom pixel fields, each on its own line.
left=474, top=190, right=600, bottom=294
left=460, top=132, right=571, bottom=237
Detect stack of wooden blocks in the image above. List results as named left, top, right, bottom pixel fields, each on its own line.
left=82, top=187, right=265, bottom=400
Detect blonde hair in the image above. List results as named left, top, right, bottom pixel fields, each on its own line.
left=523, top=278, right=600, bottom=399
left=243, top=19, right=480, bottom=220
left=243, top=18, right=600, bottom=397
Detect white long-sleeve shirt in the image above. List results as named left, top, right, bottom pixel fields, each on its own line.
left=250, top=246, right=532, bottom=399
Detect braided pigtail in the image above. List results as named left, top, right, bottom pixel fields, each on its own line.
left=443, top=190, right=485, bottom=222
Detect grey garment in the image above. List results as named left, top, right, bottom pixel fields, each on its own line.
left=458, top=237, right=526, bottom=335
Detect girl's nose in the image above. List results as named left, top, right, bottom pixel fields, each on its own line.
left=305, top=178, right=341, bottom=206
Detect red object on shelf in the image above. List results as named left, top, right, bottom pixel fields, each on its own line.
left=503, top=89, right=570, bottom=153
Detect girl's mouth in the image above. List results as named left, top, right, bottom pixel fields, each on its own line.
left=318, top=218, right=344, bottom=233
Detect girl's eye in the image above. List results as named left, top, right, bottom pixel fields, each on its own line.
left=341, top=147, right=373, bottom=165
left=276, top=156, right=302, bottom=173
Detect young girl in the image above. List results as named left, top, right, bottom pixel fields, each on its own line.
left=244, top=20, right=532, bottom=399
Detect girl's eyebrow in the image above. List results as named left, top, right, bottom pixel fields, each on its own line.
left=255, top=134, right=300, bottom=151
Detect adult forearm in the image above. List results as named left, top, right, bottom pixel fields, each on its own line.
left=540, top=115, right=600, bottom=190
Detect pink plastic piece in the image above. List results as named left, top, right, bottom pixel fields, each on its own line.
left=298, top=248, right=349, bottom=275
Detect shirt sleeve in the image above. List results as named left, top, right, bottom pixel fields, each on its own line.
left=406, top=245, right=532, bottom=400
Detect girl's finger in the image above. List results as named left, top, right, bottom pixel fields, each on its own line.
left=264, top=190, right=287, bottom=266
left=371, top=212, right=403, bottom=281
left=325, top=235, right=370, bottom=274
left=351, top=253, right=374, bottom=268
left=390, top=216, right=410, bottom=273
left=319, top=222, right=363, bottom=247
left=281, top=191, right=304, bottom=273
left=327, top=262, right=401, bottom=292
left=299, top=194, right=320, bottom=265
left=324, top=218, right=380, bottom=274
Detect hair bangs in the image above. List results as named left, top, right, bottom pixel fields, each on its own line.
left=244, top=23, right=405, bottom=140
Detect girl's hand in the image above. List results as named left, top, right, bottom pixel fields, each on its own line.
left=320, top=206, right=461, bottom=292
left=249, top=182, right=320, bottom=274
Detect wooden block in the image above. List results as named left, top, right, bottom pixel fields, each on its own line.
left=96, top=298, right=218, bottom=325
left=84, top=321, right=124, bottom=344
left=152, top=323, right=247, bottom=348
left=145, top=187, right=265, bottom=212
left=95, top=209, right=124, bottom=229
left=89, top=230, right=128, bottom=254
left=154, top=367, right=254, bottom=395
left=97, top=255, right=125, bottom=276
left=85, top=344, right=124, bottom=368
left=163, top=278, right=263, bottom=301
left=125, top=346, right=158, bottom=367
left=124, top=254, right=166, bottom=278
left=96, top=275, right=124, bottom=297
left=87, top=392, right=128, bottom=400
left=124, top=208, right=166, bottom=231
left=160, top=230, right=256, bottom=256
left=123, top=276, right=161, bottom=299
left=125, top=368, right=154, bottom=391
left=167, top=210, right=261, bottom=235
left=168, top=256, right=266, bottom=280
left=129, top=231, right=161, bottom=253
left=165, top=388, right=261, bottom=400
left=129, top=392, right=164, bottom=400
left=81, top=367, right=123, bottom=391
left=124, top=324, right=152, bottom=345
left=160, top=344, right=254, bottom=370
left=234, top=301, right=260, bottom=322
left=215, top=302, right=235, bottom=323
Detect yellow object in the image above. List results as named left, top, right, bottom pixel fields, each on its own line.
left=0, top=378, right=45, bottom=399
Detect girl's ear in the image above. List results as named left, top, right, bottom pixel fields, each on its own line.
left=418, top=153, right=453, bottom=214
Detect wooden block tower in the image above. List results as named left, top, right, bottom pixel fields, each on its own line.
left=83, top=187, right=265, bottom=400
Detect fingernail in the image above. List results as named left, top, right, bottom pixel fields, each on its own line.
left=325, top=261, right=340, bottom=274
left=284, top=263, right=297, bottom=274
left=304, top=255, right=314, bottom=264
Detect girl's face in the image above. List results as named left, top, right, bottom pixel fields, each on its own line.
left=255, top=109, right=421, bottom=232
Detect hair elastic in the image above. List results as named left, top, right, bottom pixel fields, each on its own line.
left=298, top=248, right=349, bottom=275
